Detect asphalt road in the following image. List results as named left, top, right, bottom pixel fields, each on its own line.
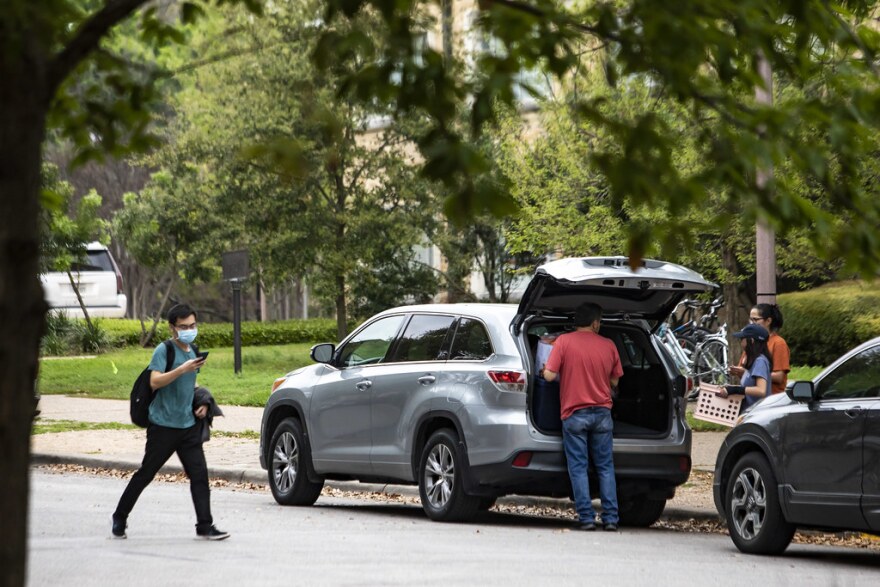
left=28, top=470, right=880, bottom=587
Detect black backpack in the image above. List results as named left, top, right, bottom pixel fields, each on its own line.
left=130, top=340, right=198, bottom=427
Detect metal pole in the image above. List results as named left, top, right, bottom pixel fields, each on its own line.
left=755, top=52, right=776, bottom=305
left=232, top=280, right=242, bottom=374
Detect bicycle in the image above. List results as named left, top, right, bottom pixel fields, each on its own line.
left=685, top=323, right=729, bottom=401
left=657, top=321, right=692, bottom=376
left=660, top=297, right=730, bottom=400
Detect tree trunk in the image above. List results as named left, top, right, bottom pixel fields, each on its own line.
left=66, top=270, right=93, bottom=329
left=720, top=240, right=750, bottom=366
left=140, top=274, right=176, bottom=347
left=0, top=67, right=51, bottom=587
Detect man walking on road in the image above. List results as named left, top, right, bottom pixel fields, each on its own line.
left=542, top=302, right=622, bottom=531
left=111, top=303, right=229, bottom=540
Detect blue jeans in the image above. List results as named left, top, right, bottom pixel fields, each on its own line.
left=562, top=407, right=618, bottom=525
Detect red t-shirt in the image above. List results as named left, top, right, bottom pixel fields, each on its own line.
left=544, top=330, right=623, bottom=419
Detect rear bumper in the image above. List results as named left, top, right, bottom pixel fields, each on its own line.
left=49, top=295, right=127, bottom=319
left=467, top=450, right=692, bottom=498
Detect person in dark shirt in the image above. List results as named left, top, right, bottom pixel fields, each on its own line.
left=111, top=303, right=229, bottom=541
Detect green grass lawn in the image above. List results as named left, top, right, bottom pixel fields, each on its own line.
left=32, top=419, right=140, bottom=434
left=39, top=343, right=315, bottom=407
left=789, top=365, right=824, bottom=380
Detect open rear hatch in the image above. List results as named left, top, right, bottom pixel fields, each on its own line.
left=513, top=257, right=716, bottom=437
left=512, top=256, right=716, bottom=333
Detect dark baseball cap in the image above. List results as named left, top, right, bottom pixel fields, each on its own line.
left=732, top=323, right=769, bottom=341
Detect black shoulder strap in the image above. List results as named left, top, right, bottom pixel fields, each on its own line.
left=163, top=340, right=175, bottom=373
left=162, top=340, right=198, bottom=373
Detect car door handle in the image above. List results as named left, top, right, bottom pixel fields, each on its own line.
left=355, top=380, right=372, bottom=391
left=418, top=375, right=436, bottom=385
left=845, top=407, right=864, bottom=419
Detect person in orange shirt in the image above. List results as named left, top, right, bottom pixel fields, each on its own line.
left=729, top=304, right=790, bottom=394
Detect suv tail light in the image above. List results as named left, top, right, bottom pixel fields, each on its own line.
left=116, top=271, right=124, bottom=295
left=512, top=451, right=533, bottom=467
left=487, top=370, right=527, bottom=392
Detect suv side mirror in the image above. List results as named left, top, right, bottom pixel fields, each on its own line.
left=310, top=343, right=335, bottom=364
left=790, top=380, right=815, bottom=402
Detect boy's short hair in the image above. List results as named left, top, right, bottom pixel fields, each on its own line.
left=574, top=303, right=602, bottom=327
left=167, top=303, right=197, bottom=325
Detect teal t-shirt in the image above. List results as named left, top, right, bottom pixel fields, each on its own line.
left=147, top=341, right=197, bottom=429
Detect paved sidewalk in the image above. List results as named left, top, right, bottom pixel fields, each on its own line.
left=32, top=395, right=725, bottom=522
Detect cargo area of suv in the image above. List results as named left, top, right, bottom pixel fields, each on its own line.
left=512, top=256, right=714, bottom=439
left=525, top=320, right=676, bottom=438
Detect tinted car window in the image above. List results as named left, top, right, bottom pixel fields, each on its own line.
left=620, top=331, right=650, bottom=368
left=449, top=318, right=493, bottom=360
left=70, top=251, right=115, bottom=272
left=816, top=344, right=880, bottom=399
left=338, top=315, right=405, bottom=368
left=387, top=314, right=455, bottom=363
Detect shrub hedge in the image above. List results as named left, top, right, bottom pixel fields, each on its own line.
left=779, top=281, right=880, bottom=366
left=97, top=318, right=339, bottom=349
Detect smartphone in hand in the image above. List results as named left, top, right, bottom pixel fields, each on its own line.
left=196, top=351, right=209, bottom=362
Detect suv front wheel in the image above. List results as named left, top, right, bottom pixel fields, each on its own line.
left=268, top=417, right=324, bottom=506
left=418, top=429, right=481, bottom=522
left=725, top=452, right=795, bottom=554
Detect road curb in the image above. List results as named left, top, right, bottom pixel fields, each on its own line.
left=31, top=452, right=722, bottom=524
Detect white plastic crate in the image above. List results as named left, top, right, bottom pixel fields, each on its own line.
left=693, top=383, right=743, bottom=427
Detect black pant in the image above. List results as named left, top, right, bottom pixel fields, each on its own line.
left=114, top=423, right=213, bottom=531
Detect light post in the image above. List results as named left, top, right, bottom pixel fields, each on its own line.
left=221, top=250, right=249, bottom=375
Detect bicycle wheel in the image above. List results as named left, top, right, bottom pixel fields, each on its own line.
left=678, top=335, right=698, bottom=357
left=693, top=339, right=728, bottom=388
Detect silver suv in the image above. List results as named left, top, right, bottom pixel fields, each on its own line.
left=40, top=242, right=126, bottom=318
left=260, top=257, right=715, bottom=525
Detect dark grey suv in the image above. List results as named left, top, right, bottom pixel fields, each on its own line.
left=260, top=257, right=715, bottom=525
left=713, top=336, right=880, bottom=554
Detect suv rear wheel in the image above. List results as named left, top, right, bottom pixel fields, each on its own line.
left=418, top=429, right=481, bottom=522
left=618, top=496, right=666, bottom=527
left=725, top=452, right=795, bottom=554
left=268, top=418, right=324, bottom=506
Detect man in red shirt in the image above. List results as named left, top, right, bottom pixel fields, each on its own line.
left=543, top=302, right=623, bottom=531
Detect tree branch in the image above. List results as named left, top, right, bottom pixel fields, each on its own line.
left=486, top=0, right=608, bottom=39
left=819, top=0, right=880, bottom=77
left=47, top=0, right=149, bottom=93
left=351, top=135, right=393, bottom=187
left=162, top=38, right=294, bottom=79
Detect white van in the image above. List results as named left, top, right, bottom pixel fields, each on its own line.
left=41, top=242, right=127, bottom=318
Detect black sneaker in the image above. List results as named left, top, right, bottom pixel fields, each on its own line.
left=604, top=523, right=619, bottom=532
left=110, top=515, right=127, bottom=539
left=196, top=526, right=230, bottom=541
left=574, top=521, right=596, bottom=531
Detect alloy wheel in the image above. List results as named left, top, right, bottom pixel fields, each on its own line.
left=730, top=466, right=767, bottom=540
left=423, top=443, right=455, bottom=509
left=272, top=431, right=299, bottom=493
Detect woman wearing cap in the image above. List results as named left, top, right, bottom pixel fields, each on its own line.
left=719, top=323, right=772, bottom=410
left=729, top=304, right=790, bottom=394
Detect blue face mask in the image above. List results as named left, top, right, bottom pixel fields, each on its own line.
left=177, top=328, right=197, bottom=345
